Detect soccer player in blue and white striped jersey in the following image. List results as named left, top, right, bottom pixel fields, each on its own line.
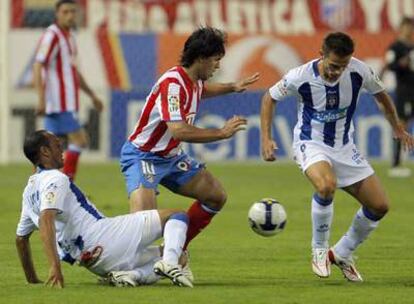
left=261, top=32, right=414, bottom=282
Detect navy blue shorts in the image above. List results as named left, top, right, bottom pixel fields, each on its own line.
left=44, top=112, right=81, bottom=136
left=120, top=141, right=204, bottom=196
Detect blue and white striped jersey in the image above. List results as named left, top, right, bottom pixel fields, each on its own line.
left=16, top=169, right=105, bottom=264
left=269, top=57, right=384, bottom=148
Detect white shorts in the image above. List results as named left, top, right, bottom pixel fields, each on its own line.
left=293, top=141, right=374, bottom=188
left=83, top=210, right=162, bottom=276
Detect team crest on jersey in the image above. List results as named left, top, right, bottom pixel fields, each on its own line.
left=326, top=91, right=338, bottom=107
left=168, top=95, right=180, bottom=113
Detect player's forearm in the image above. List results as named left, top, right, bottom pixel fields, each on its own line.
left=33, top=62, right=45, bottom=103
left=260, top=92, right=276, bottom=140
left=169, top=124, right=226, bottom=143
left=202, top=83, right=235, bottom=98
left=375, top=91, right=401, bottom=130
left=39, top=212, right=61, bottom=269
left=16, top=235, right=41, bottom=283
left=78, top=71, right=96, bottom=99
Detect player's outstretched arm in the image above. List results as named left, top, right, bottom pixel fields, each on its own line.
left=16, top=233, right=43, bottom=284
left=374, top=90, right=414, bottom=151
left=39, top=209, right=64, bottom=288
left=167, top=116, right=247, bottom=143
left=77, top=70, right=104, bottom=112
left=260, top=91, right=278, bottom=161
left=202, top=73, right=260, bottom=98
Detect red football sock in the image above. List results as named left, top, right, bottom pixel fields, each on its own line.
left=63, top=147, right=81, bottom=181
left=184, top=201, right=218, bottom=250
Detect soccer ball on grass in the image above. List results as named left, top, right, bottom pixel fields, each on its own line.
left=248, top=198, right=287, bottom=237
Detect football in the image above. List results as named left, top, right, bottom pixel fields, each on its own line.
left=248, top=198, right=287, bottom=237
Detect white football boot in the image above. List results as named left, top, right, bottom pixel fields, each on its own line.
left=328, top=248, right=363, bottom=282
left=181, top=263, right=194, bottom=284
left=180, top=250, right=194, bottom=283
left=153, top=260, right=193, bottom=288
left=108, top=271, right=138, bottom=287
left=312, top=248, right=331, bottom=278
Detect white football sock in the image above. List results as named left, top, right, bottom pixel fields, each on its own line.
left=163, top=213, right=188, bottom=265
left=312, top=194, right=334, bottom=249
left=334, top=207, right=380, bottom=258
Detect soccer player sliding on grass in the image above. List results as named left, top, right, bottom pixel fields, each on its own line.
left=16, top=130, right=193, bottom=288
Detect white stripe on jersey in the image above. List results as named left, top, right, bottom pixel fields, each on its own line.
left=35, top=24, right=79, bottom=114
left=129, top=66, right=203, bottom=156
left=269, top=57, right=384, bottom=148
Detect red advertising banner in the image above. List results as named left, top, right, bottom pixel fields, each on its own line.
left=11, top=0, right=413, bottom=33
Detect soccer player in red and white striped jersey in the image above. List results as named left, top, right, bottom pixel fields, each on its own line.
left=120, top=27, right=259, bottom=263
left=33, top=0, right=103, bottom=181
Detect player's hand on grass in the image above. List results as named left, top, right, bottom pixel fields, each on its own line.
left=45, top=266, right=64, bottom=288
left=233, top=73, right=260, bottom=93
left=91, top=95, right=104, bottom=112
left=221, top=115, right=247, bottom=138
left=394, top=123, right=414, bottom=151
left=261, top=138, right=278, bottom=161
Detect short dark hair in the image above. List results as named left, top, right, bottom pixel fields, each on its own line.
left=180, top=27, right=227, bottom=67
left=400, top=16, right=414, bottom=27
left=56, top=0, right=76, bottom=11
left=322, top=32, right=354, bottom=57
left=23, top=130, right=50, bottom=166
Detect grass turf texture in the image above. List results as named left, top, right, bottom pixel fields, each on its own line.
left=1, top=162, right=414, bottom=304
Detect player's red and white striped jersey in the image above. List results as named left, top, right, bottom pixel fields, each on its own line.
left=35, top=24, right=79, bottom=114
left=129, top=66, right=203, bottom=157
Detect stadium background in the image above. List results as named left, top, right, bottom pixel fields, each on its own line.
left=1, top=0, right=414, bottom=163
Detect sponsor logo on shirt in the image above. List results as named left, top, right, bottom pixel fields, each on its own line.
left=312, top=107, right=348, bottom=123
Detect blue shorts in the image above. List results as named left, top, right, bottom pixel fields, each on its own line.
left=120, top=141, right=204, bottom=196
left=44, top=112, right=81, bottom=136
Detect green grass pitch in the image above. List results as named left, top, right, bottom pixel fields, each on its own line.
left=1, top=162, right=414, bottom=304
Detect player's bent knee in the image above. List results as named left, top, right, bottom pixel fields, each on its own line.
left=374, top=203, right=389, bottom=217
left=208, top=188, right=227, bottom=209
left=315, top=179, right=336, bottom=198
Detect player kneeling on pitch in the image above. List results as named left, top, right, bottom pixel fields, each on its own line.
left=16, top=130, right=193, bottom=288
